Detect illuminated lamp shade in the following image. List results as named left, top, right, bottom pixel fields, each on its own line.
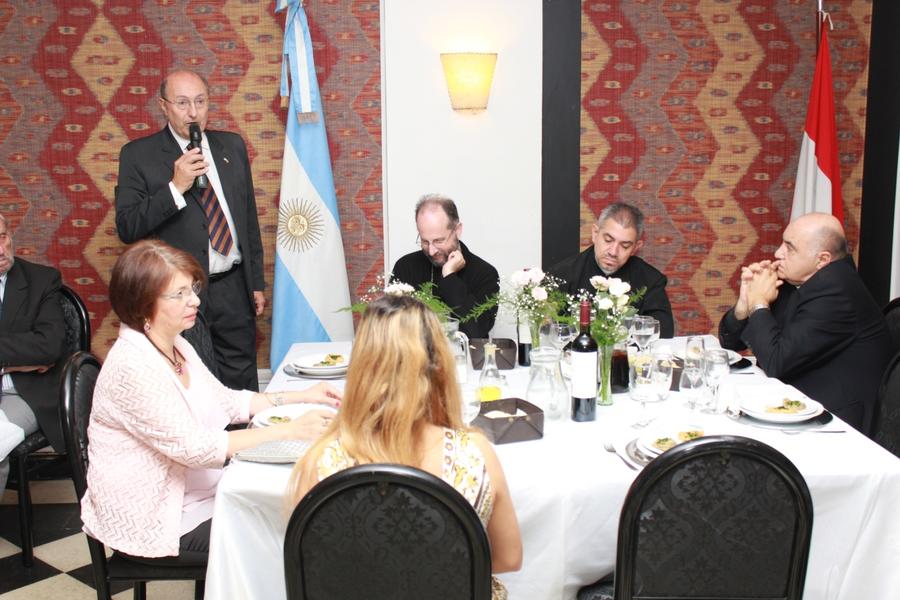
left=440, top=52, right=498, bottom=112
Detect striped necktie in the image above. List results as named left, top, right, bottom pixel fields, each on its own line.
left=200, top=185, right=234, bottom=256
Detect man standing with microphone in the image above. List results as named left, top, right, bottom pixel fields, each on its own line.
left=115, top=70, right=265, bottom=391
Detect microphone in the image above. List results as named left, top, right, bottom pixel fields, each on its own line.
left=188, top=123, right=209, bottom=189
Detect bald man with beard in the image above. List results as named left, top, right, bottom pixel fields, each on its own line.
left=719, top=213, right=892, bottom=433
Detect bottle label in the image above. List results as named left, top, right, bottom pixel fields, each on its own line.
left=517, top=322, right=532, bottom=343
left=571, top=351, right=598, bottom=398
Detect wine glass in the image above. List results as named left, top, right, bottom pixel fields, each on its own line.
left=702, top=349, right=730, bottom=413
left=631, top=316, right=656, bottom=354
left=682, top=336, right=705, bottom=409
left=553, top=322, right=576, bottom=352
left=649, top=317, right=661, bottom=346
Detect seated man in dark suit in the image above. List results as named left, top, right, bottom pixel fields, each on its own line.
left=0, top=213, right=67, bottom=491
left=549, top=202, right=674, bottom=337
left=391, top=194, right=499, bottom=338
left=719, top=212, right=892, bottom=432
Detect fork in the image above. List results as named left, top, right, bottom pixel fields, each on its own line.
left=603, top=441, right=638, bottom=471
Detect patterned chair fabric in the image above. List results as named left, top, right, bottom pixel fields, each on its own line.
left=874, top=350, right=900, bottom=457
left=61, top=352, right=206, bottom=600
left=284, top=463, right=493, bottom=600
left=613, top=435, right=813, bottom=600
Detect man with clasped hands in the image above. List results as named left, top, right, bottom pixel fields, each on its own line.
left=550, top=202, right=674, bottom=337
left=718, top=212, right=891, bottom=432
left=115, top=70, right=265, bottom=391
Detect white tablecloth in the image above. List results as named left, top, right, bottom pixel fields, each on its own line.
left=206, top=341, right=900, bottom=600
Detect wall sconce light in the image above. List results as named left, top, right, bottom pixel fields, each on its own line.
left=440, top=52, right=498, bottom=112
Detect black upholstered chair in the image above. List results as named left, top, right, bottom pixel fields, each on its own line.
left=609, top=435, right=813, bottom=600
left=61, top=352, right=206, bottom=600
left=284, top=463, right=493, bottom=600
left=8, top=283, right=90, bottom=566
left=873, top=350, right=900, bottom=457
left=180, top=310, right=219, bottom=378
left=883, top=297, right=900, bottom=354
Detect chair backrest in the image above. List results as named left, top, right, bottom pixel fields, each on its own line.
left=614, top=435, right=813, bottom=600
left=882, top=297, right=900, bottom=353
left=874, top=350, right=900, bottom=457
left=284, top=463, right=493, bottom=600
left=180, top=310, right=219, bottom=377
left=60, top=351, right=100, bottom=502
left=59, top=351, right=110, bottom=595
left=59, top=285, right=91, bottom=353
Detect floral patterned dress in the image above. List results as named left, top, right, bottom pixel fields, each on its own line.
left=316, top=428, right=507, bottom=600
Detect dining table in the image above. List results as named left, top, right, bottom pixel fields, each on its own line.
left=204, top=338, right=900, bottom=600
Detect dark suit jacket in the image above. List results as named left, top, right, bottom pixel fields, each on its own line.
left=549, top=247, right=675, bottom=337
left=0, top=259, right=67, bottom=451
left=114, top=127, right=265, bottom=304
left=719, top=256, right=892, bottom=432
left=391, top=242, right=499, bottom=338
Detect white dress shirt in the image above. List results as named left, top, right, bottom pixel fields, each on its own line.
left=166, top=124, right=242, bottom=275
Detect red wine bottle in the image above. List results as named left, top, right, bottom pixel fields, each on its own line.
left=571, top=299, right=598, bottom=422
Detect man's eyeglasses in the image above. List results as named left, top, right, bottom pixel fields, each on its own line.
left=416, top=225, right=459, bottom=251
left=160, top=281, right=202, bottom=303
left=161, top=96, right=208, bottom=112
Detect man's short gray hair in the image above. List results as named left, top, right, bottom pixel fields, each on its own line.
left=597, top=202, right=644, bottom=239
left=414, top=193, right=459, bottom=229
left=816, top=225, right=849, bottom=260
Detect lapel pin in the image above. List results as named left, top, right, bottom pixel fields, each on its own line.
left=223, top=157, right=230, bottom=164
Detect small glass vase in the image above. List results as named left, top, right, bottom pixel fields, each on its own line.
left=598, top=343, right=614, bottom=406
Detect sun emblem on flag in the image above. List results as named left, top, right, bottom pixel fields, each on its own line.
left=277, top=197, right=325, bottom=253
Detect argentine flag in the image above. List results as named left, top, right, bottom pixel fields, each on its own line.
left=271, top=0, right=354, bottom=368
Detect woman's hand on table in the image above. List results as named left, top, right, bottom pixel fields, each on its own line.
left=288, top=409, right=336, bottom=440
left=285, top=383, right=342, bottom=409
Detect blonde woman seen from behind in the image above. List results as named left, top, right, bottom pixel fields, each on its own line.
left=288, top=295, right=522, bottom=598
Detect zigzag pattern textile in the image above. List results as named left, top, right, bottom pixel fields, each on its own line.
left=0, top=1, right=382, bottom=366
left=580, top=0, right=871, bottom=335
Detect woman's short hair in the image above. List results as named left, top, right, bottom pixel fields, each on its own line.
left=109, top=239, right=205, bottom=330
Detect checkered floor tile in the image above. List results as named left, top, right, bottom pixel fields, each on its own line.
left=0, top=482, right=196, bottom=599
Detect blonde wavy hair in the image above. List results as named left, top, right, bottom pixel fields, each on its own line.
left=287, top=294, right=463, bottom=505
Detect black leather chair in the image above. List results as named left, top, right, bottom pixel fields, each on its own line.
left=284, top=463, right=493, bottom=600
left=8, top=283, right=90, bottom=566
left=873, top=350, right=900, bottom=457
left=883, top=297, right=900, bottom=354
left=607, top=435, right=813, bottom=600
left=61, top=351, right=206, bottom=600
left=180, top=310, right=219, bottom=378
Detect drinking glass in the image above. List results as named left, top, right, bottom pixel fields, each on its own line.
left=461, top=384, right=481, bottom=425
left=649, top=317, right=661, bottom=346
left=650, top=346, right=674, bottom=403
left=629, top=353, right=656, bottom=428
left=682, top=336, right=705, bottom=408
left=702, top=349, right=730, bottom=413
left=632, top=316, right=656, bottom=354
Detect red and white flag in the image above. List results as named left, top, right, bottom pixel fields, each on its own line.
left=790, top=21, right=843, bottom=223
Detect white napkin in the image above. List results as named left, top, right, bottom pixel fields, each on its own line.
left=0, top=408, right=26, bottom=460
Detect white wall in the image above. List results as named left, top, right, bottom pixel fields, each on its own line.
left=381, top=0, right=543, bottom=336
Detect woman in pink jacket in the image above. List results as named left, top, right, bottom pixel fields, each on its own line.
left=81, top=240, right=341, bottom=565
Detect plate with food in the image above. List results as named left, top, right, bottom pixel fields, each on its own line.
left=251, top=403, right=338, bottom=429
left=637, top=426, right=707, bottom=457
left=290, top=353, right=349, bottom=375
left=738, top=394, right=823, bottom=424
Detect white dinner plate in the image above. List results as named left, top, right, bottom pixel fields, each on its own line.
left=251, top=403, right=337, bottom=428
left=637, top=424, right=709, bottom=457
left=290, top=353, right=349, bottom=375
left=738, top=392, right=823, bottom=424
